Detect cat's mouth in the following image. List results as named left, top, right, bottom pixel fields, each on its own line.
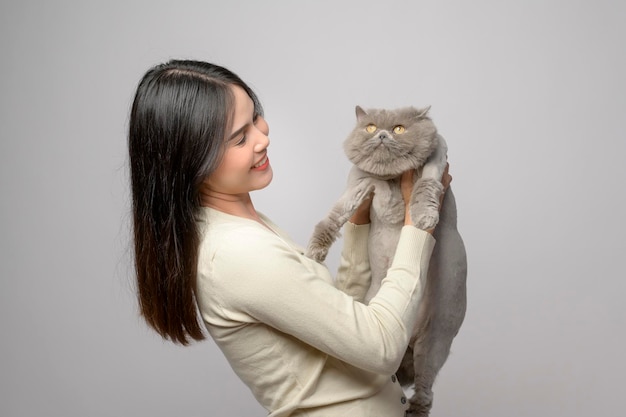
left=371, top=138, right=389, bottom=150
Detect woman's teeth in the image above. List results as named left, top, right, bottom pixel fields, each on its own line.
left=253, top=156, right=267, bottom=168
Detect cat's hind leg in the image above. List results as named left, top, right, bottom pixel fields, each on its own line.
left=406, top=319, right=454, bottom=417
left=407, top=190, right=468, bottom=417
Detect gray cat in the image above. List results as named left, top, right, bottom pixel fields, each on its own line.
left=306, top=106, right=467, bottom=417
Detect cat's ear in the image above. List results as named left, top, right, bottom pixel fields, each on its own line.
left=416, top=105, right=432, bottom=118
left=355, top=106, right=367, bottom=121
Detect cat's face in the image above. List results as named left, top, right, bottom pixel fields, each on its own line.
left=343, top=106, right=438, bottom=177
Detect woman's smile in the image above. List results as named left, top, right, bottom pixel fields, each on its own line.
left=252, top=154, right=270, bottom=170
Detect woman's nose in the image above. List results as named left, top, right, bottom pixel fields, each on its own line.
left=253, top=130, right=270, bottom=152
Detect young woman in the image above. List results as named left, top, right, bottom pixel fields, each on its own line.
left=128, top=59, right=450, bottom=416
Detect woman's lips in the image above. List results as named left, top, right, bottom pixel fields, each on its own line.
left=251, top=155, right=269, bottom=170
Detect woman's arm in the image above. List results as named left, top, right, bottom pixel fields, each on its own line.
left=204, top=224, right=434, bottom=375
left=334, top=222, right=372, bottom=302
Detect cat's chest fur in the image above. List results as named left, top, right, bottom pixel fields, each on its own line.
left=370, top=178, right=405, bottom=226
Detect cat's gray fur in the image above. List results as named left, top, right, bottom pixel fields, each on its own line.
left=306, top=106, right=467, bottom=417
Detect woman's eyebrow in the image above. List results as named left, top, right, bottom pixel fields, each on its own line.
left=228, top=107, right=256, bottom=141
left=228, top=123, right=249, bottom=141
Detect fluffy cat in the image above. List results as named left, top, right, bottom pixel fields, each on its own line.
left=306, top=106, right=467, bottom=417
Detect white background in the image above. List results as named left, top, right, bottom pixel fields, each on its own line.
left=1, top=1, right=625, bottom=416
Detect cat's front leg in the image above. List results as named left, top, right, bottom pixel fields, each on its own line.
left=410, top=135, right=448, bottom=230
left=410, top=178, right=443, bottom=230
left=306, top=179, right=375, bottom=262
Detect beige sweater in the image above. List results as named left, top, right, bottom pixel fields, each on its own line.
left=196, top=207, right=435, bottom=416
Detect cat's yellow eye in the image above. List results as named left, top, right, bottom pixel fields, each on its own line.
left=366, top=124, right=377, bottom=133
left=393, top=125, right=406, bottom=134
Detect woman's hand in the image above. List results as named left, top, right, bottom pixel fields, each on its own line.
left=349, top=192, right=374, bottom=225
left=401, top=170, right=416, bottom=227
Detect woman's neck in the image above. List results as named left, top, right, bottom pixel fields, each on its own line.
left=201, top=191, right=261, bottom=222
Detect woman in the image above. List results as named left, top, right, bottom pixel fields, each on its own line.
left=128, top=59, right=450, bottom=416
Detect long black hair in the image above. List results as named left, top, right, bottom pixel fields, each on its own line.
left=128, top=60, right=262, bottom=344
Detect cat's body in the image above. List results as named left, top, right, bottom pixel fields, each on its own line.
left=306, top=106, right=467, bottom=417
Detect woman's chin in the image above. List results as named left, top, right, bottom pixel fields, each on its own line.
left=253, top=168, right=273, bottom=191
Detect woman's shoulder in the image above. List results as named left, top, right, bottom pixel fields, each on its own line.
left=196, top=209, right=304, bottom=303
left=197, top=207, right=292, bottom=262
left=200, top=206, right=263, bottom=240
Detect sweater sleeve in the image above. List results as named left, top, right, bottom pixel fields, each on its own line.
left=334, top=222, right=372, bottom=303
left=206, top=224, right=435, bottom=375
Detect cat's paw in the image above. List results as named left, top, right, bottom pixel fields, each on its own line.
left=306, top=220, right=341, bottom=262
left=405, top=388, right=434, bottom=417
left=413, top=207, right=439, bottom=230
left=305, top=242, right=329, bottom=263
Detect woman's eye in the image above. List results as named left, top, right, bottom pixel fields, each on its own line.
left=366, top=124, right=377, bottom=133
left=236, top=135, right=247, bottom=146
left=393, top=125, right=406, bottom=134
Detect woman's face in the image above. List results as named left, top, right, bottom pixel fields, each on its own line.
left=205, top=85, right=272, bottom=196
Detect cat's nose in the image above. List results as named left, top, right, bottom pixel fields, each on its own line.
left=378, top=132, right=388, bottom=140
